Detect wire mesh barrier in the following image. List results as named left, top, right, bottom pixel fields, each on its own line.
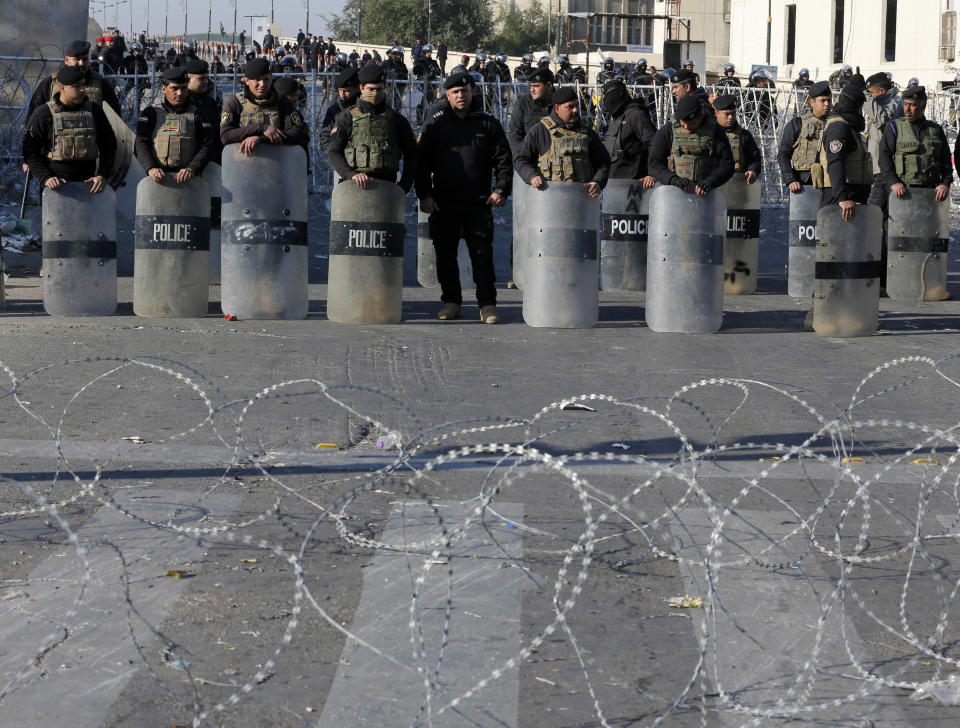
left=4, top=355, right=960, bottom=725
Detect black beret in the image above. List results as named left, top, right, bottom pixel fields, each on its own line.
left=273, top=77, right=299, bottom=95
left=443, top=71, right=474, bottom=90
left=902, top=85, right=927, bottom=101
left=865, top=71, right=890, bottom=88
left=672, top=69, right=696, bottom=85
left=161, top=66, right=188, bottom=83
left=185, top=58, right=209, bottom=74
left=552, top=86, right=578, bottom=105
left=244, top=57, right=271, bottom=78
left=64, top=40, right=90, bottom=57
left=55, top=64, right=86, bottom=86
left=357, top=64, right=385, bottom=84
left=846, top=73, right=866, bottom=90
left=808, top=81, right=832, bottom=98
left=528, top=67, right=554, bottom=84
left=336, top=66, right=359, bottom=88
left=674, top=95, right=701, bottom=121
left=712, top=93, right=738, bottom=110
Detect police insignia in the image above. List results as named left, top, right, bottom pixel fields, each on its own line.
left=829, top=139, right=843, bottom=154
left=220, top=113, right=230, bottom=126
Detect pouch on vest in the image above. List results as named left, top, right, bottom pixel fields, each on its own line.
left=810, top=162, right=825, bottom=189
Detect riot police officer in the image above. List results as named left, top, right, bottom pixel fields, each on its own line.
left=793, top=68, right=813, bottom=89
left=28, top=40, right=122, bottom=118
left=712, top=94, right=761, bottom=182
left=601, top=80, right=656, bottom=184
left=514, top=86, right=611, bottom=198
left=22, top=64, right=116, bottom=194
left=832, top=64, right=854, bottom=91
left=597, top=57, right=617, bottom=86
left=469, top=51, right=489, bottom=76
left=515, top=53, right=535, bottom=82
left=778, top=81, right=832, bottom=190
left=325, top=64, right=417, bottom=191
left=416, top=71, right=513, bottom=324
left=220, top=57, right=310, bottom=156
left=491, top=52, right=511, bottom=82
left=185, top=59, right=223, bottom=162
left=672, top=69, right=712, bottom=115
left=507, top=67, right=554, bottom=156
left=319, top=66, right=360, bottom=154
left=555, top=56, right=576, bottom=84
left=134, top=66, right=214, bottom=184
left=383, top=46, right=409, bottom=81
left=414, top=44, right=442, bottom=81
left=537, top=55, right=552, bottom=72
left=647, top=95, right=734, bottom=196
left=716, top=63, right=741, bottom=89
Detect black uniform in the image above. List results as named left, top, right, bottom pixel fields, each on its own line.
left=716, top=76, right=741, bottom=89
left=22, top=96, right=116, bottom=185
left=383, top=58, right=409, bottom=81
left=189, top=89, right=223, bottom=163
left=514, top=111, right=611, bottom=188
left=514, top=63, right=533, bottom=82
left=325, top=99, right=417, bottom=191
left=879, top=118, right=952, bottom=188
left=793, top=78, right=813, bottom=90
left=317, top=96, right=356, bottom=154
left=724, top=124, right=763, bottom=175
left=28, top=69, right=122, bottom=118
left=437, top=44, right=447, bottom=74
left=414, top=56, right=441, bottom=80
left=219, top=88, right=311, bottom=157
left=120, top=53, right=148, bottom=75
left=605, top=101, right=657, bottom=179
left=819, top=115, right=870, bottom=208
left=555, top=64, right=576, bottom=84
left=134, top=100, right=214, bottom=175
left=416, top=105, right=513, bottom=309
left=647, top=120, right=735, bottom=191
left=506, top=93, right=553, bottom=157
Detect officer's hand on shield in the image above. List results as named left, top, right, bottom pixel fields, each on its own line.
left=352, top=172, right=371, bottom=189
left=486, top=192, right=504, bottom=207
left=891, top=182, right=907, bottom=199
left=239, top=135, right=261, bottom=155
left=642, top=175, right=657, bottom=190
left=86, top=175, right=105, bottom=194
left=263, top=125, right=286, bottom=144
left=839, top=199, right=857, bottom=222
left=694, top=182, right=711, bottom=196
left=529, top=175, right=546, bottom=189
left=585, top=182, right=601, bottom=199
left=744, top=171, right=758, bottom=185
left=788, top=181, right=803, bottom=193
left=148, top=167, right=166, bottom=184
left=935, top=184, right=950, bottom=202
left=176, top=168, right=194, bottom=184
left=671, top=176, right=691, bottom=193
left=420, top=197, right=439, bottom=213
left=44, top=176, right=66, bottom=192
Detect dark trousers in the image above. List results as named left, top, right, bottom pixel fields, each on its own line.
left=868, top=179, right=890, bottom=288
left=429, top=203, right=497, bottom=307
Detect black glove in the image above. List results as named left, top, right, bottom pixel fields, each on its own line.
left=697, top=181, right=713, bottom=194
left=672, top=176, right=691, bottom=189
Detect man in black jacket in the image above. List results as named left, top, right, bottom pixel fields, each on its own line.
left=28, top=40, right=122, bottom=119
left=816, top=74, right=873, bottom=217
left=506, top=67, right=554, bottom=156
left=416, top=71, right=513, bottom=324
left=713, top=94, right=762, bottom=182
left=777, top=80, right=832, bottom=191
left=601, top=80, right=656, bottom=184
left=319, top=67, right=360, bottom=154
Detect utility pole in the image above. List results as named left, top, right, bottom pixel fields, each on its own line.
left=427, top=0, right=432, bottom=45
left=164, top=0, right=168, bottom=38
left=765, top=0, right=772, bottom=65
left=271, top=0, right=274, bottom=23
left=306, top=0, right=310, bottom=36
left=207, top=0, right=212, bottom=42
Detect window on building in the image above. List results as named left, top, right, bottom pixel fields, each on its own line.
left=833, top=0, right=845, bottom=63
left=942, top=10, right=957, bottom=61
left=644, top=19, right=653, bottom=46
left=627, top=19, right=643, bottom=45
left=884, top=0, right=897, bottom=61
left=786, top=5, right=796, bottom=65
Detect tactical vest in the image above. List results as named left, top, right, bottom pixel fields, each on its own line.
left=46, top=99, right=98, bottom=162
left=152, top=101, right=197, bottom=169
left=666, top=119, right=718, bottom=182
left=725, top=127, right=746, bottom=172
left=791, top=113, right=825, bottom=172
left=813, top=117, right=874, bottom=189
left=344, top=105, right=402, bottom=175
left=538, top=117, right=593, bottom=182
left=50, top=71, right=103, bottom=105
left=237, top=90, right=281, bottom=128
left=892, top=117, right=945, bottom=188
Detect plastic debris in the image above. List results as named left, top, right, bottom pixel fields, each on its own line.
left=224, top=314, right=237, bottom=321
left=376, top=430, right=401, bottom=450
left=165, top=569, right=189, bottom=578
left=121, top=436, right=146, bottom=444
left=912, top=458, right=940, bottom=465
left=759, top=456, right=782, bottom=462
left=241, top=558, right=257, bottom=563
left=562, top=402, right=596, bottom=412
left=611, top=442, right=630, bottom=450
left=315, top=442, right=340, bottom=449
left=911, top=673, right=960, bottom=705
left=841, top=457, right=865, bottom=463
left=668, top=595, right=703, bottom=608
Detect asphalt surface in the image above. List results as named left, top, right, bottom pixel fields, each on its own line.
left=4, top=200, right=960, bottom=726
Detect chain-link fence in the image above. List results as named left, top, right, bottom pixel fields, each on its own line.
left=4, top=54, right=960, bottom=206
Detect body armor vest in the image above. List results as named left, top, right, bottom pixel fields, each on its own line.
left=814, top=117, right=874, bottom=189
left=666, top=119, right=718, bottom=182
left=725, top=127, right=746, bottom=172
left=237, top=90, right=281, bottom=128
left=538, top=117, right=593, bottom=182
left=344, top=106, right=402, bottom=175
left=46, top=99, right=98, bottom=162
left=152, top=101, right=197, bottom=169
left=791, top=113, right=825, bottom=172
left=892, top=117, right=944, bottom=188
left=50, top=72, right=103, bottom=105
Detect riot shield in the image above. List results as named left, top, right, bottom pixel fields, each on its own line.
left=646, top=186, right=726, bottom=333
left=41, top=184, right=117, bottom=316
left=511, top=171, right=527, bottom=289
left=522, top=182, right=600, bottom=328
left=202, top=162, right=222, bottom=284
left=416, top=210, right=474, bottom=289
left=886, top=188, right=950, bottom=302
left=600, top=178, right=650, bottom=292
left=327, top=180, right=406, bottom=324
left=220, top=144, right=309, bottom=320
left=133, top=176, right=211, bottom=317
left=787, top=186, right=820, bottom=298
left=813, top=205, right=883, bottom=337
left=719, top=172, right=761, bottom=295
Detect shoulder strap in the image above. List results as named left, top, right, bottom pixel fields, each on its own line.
left=540, top=116, right=557, bottom=131
left=348, top=105, right=364, bottom=119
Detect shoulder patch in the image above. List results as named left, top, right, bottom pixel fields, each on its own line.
left=829, top=139, right=843, bottom=154
left=290, top=111, right=304, bottom=125
left=220, top=113, right=230, bottom=126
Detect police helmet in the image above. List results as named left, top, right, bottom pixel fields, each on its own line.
left=389, top=46, right=403, bottom=59
left=449, top=63, right=468, bottom=76
left=280, top=55, right=297, bottom=66
left=954, top=73, right=960, bottom=84
left=603, top=56, right=614, bottom=69
left=659, top=67, right=675, bottom=80
left=841, top=63, right=852, bottom=74
left=751, top=68, right=768, bottom=80
left=336, top=52, right=348, bottom=63
left=496, top=52, right=508, bottom=63
left=907, top=77, right=919, bottom=87
left=683, top=58, right=694, bottom=68
left=469, top=71, right=484, bottom=84
left=538, top=55, right=551, bottom=66
left=184, top=41, right=195, bottom=51
left=556, top=55, right=569, bottom=66
left=522, top=53, right=534, bottom=63
left=130, top=42, right=143, bottom=52
left=637, top=58, right=647, bottom=68
left=798, top=67, right=809, bottom=77
left=476, top=51, right=487, bottom=62
left=723, top=63, right=735, bottom=74
left=422, top=43, right=434, bottom=53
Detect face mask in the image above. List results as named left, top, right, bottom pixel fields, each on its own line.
left=361, top=88, right=384, bottom=105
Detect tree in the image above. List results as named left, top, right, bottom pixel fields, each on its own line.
left=325, top=0, right=493, bottom=51
left=489, top=1, right=548, bottom=56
